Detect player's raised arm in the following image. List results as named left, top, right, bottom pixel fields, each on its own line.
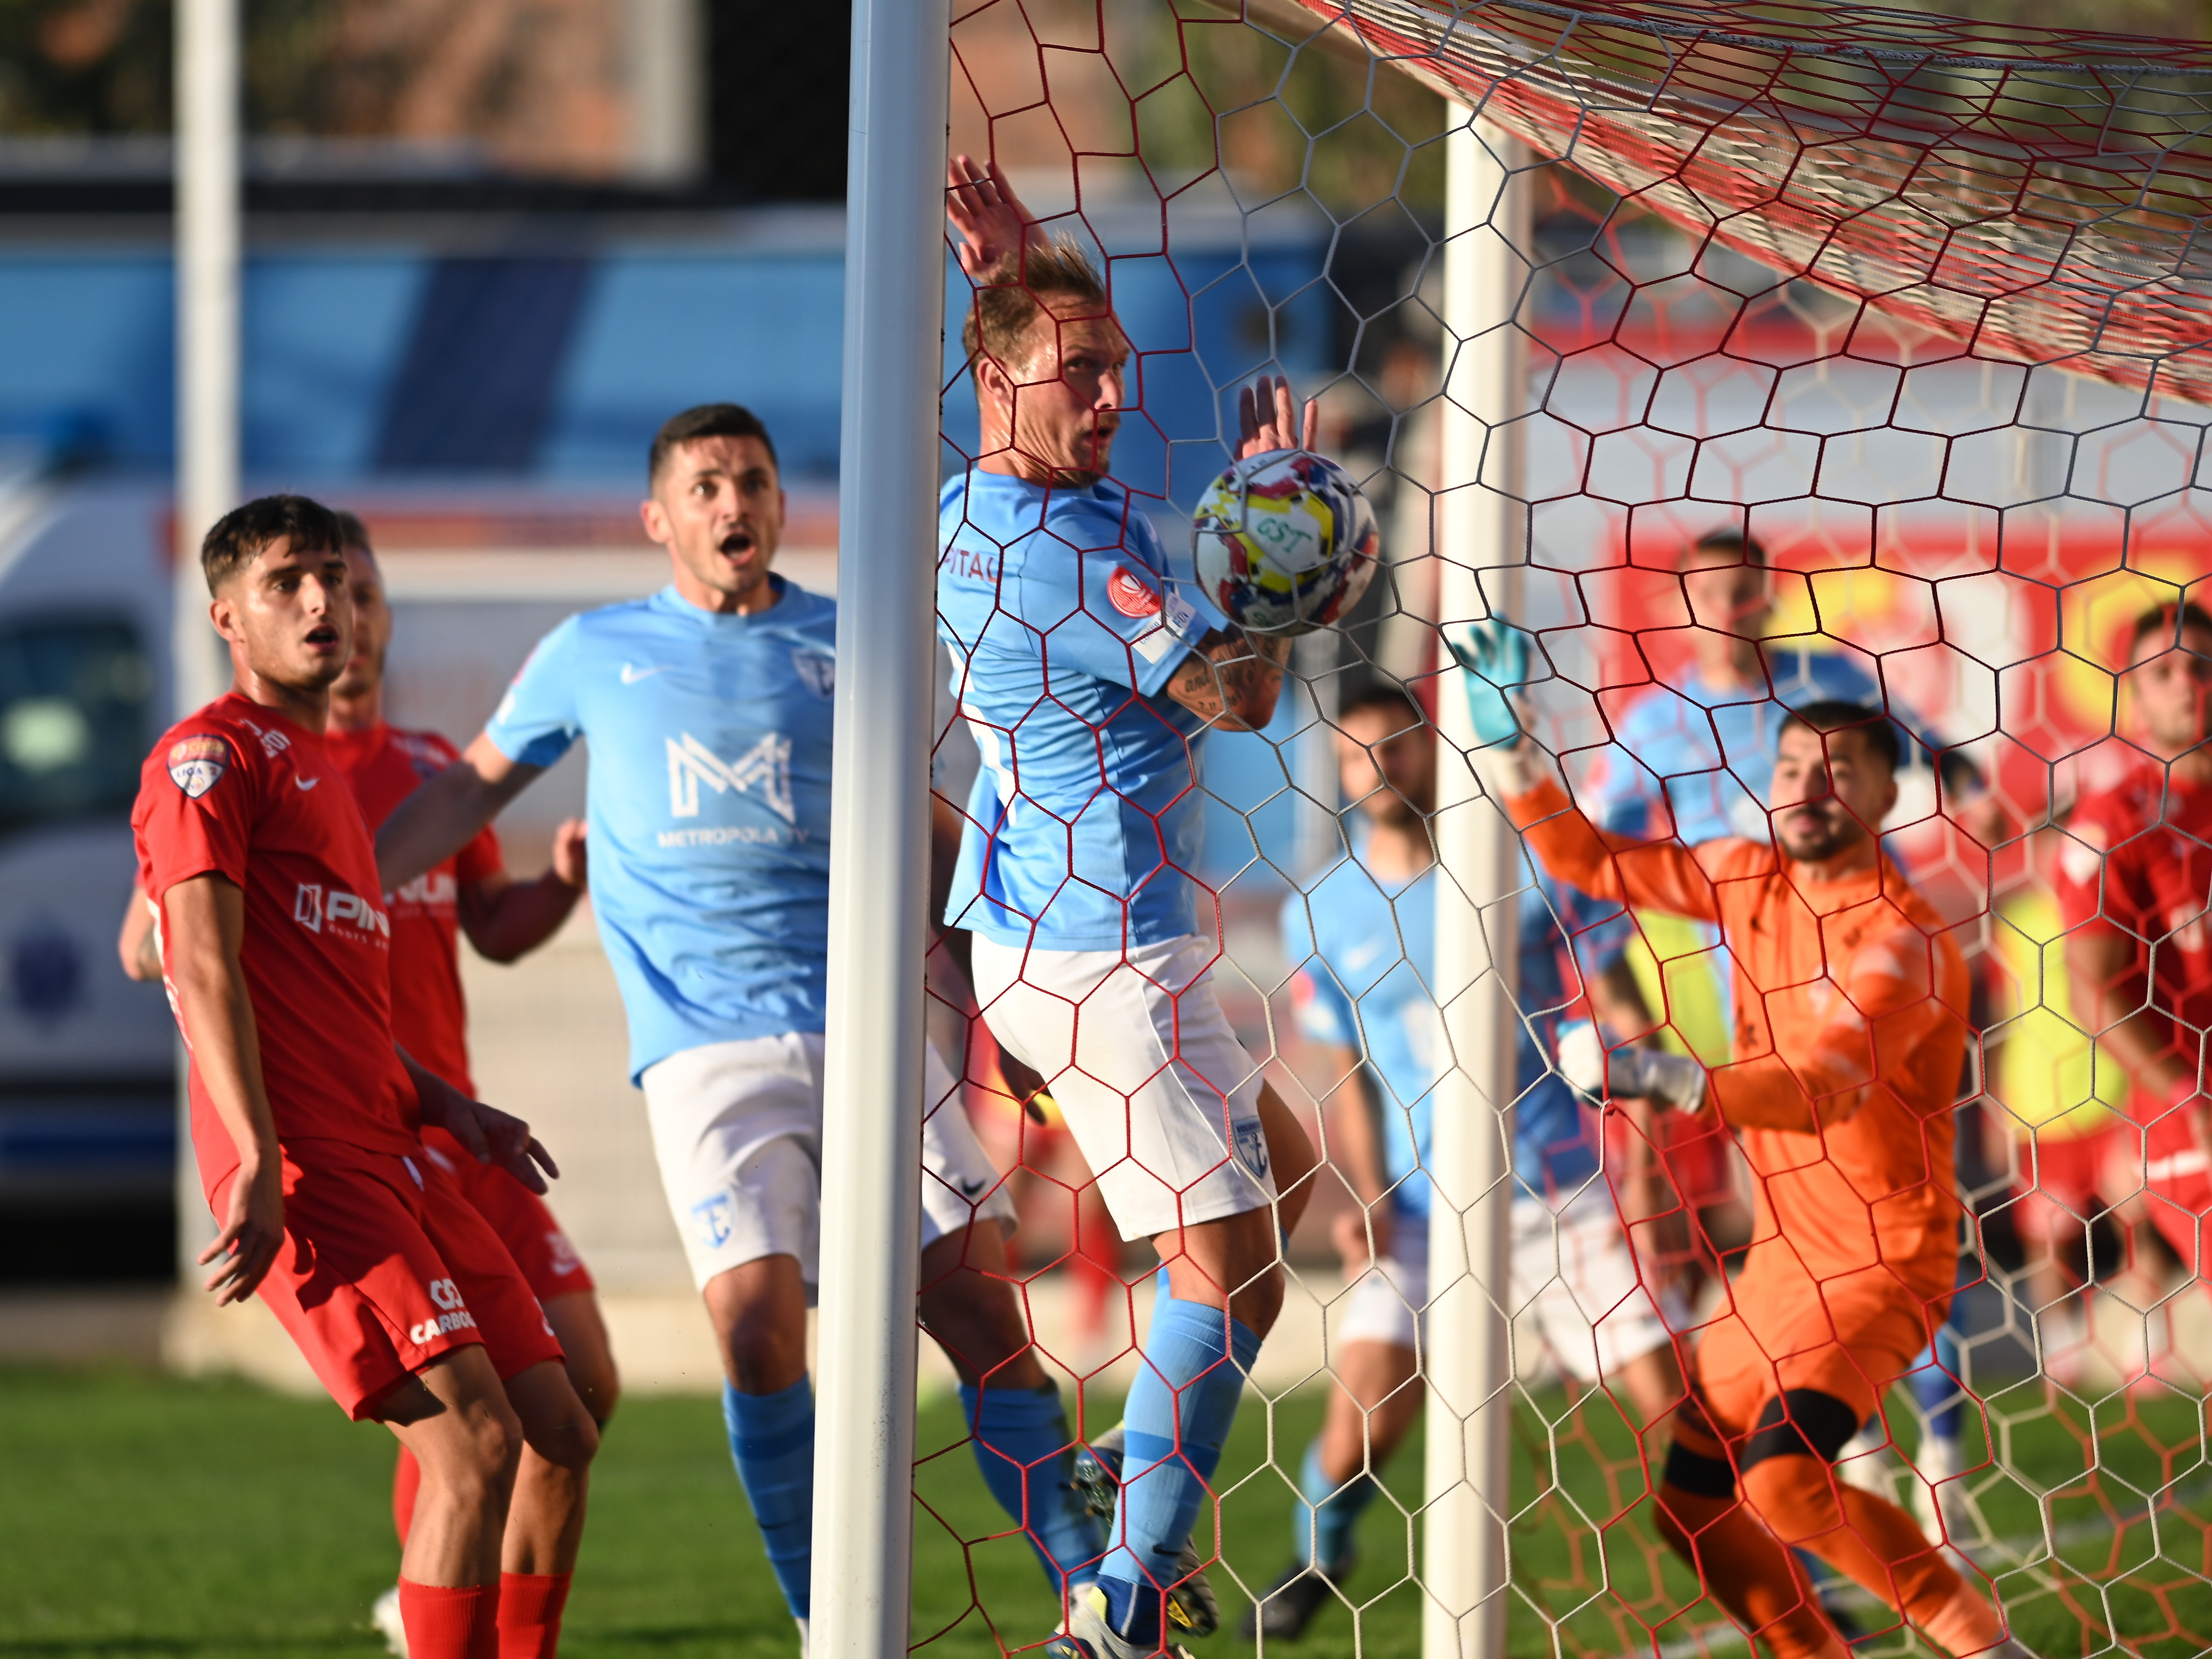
left=947, top=154, right=1049, bottom=280
left=160, top=871, right=285, bottom=1303
left=377, top=731, right=542, bottom=893
left=456, top=817, right=586, bottom=964
left=1159, top=377, right=1321, bottom=730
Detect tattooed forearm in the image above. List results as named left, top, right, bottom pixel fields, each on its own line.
left=1164, top=628, right=1290, bottom=730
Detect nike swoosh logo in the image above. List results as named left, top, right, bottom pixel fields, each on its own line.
left=957, top=1177, right=989, bottom=1199
left=295, top=776, right=320, bottom=790
left=621, top=663, right=669, bottom=684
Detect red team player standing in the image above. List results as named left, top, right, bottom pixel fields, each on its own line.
left=2061, top=600, right=2212, bottom=1311
left=320, top=514, right=620, bottom=1653
left=130, top=496, right=599, bottom=1659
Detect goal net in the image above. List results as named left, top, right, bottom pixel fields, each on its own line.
left=912, top=3, right=2212, bottom=1658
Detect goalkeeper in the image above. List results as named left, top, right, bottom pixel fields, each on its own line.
left=1460, top=623, right=2025, bottom=1659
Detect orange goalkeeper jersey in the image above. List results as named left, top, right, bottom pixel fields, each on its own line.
left=1510, top=776, right=1969, bottom=1301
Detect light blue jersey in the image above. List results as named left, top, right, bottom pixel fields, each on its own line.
left=485, top=580, right=838, bottom=1080
left=937, top=470, right=1230, bottom=950
left=1585, top=646, right=1946, bottom=846
left=1282, top=854, right=1621, bottom=1215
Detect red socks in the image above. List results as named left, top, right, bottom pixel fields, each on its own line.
left=398, top=1579, right=500, bottom=1659
left=393, top=1447, right=423, bottom=1547
left=498, top=1572, right=573, bottom=1658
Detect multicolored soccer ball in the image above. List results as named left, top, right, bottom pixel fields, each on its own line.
left=1190, top=449, right=1379, bottom=636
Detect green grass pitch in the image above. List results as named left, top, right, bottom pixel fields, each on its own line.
left=0, top=1364, right=2201, bottom=1658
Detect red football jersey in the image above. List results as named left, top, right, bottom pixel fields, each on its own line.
left=133, top=693, right=419, bottom=1192
left=2055, top=761, right=2212, bottom=1131
left=325, top=722, right=503, bottom=1098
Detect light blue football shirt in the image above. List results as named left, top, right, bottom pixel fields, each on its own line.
left=1584, top=646, right=1947, bottom=846
left=484, top=579, right=838, bottom=1080
left=937, top=470, right=1231, bottom=950
left=1281, top=854, right=1617, bottom=1216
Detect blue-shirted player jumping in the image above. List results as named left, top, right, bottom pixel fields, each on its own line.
left=377, top=403, right=1103, bottom=1653
left=1249, top=684, right=1688, bottom=1640
left=941, top=157, right=1323, bottom=1659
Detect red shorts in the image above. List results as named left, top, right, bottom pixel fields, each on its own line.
left=419, top=1127, right=595, bottom=1302
left=2011, top=1125, right=2120, bottom=1242
left=213, top=1139, right=564, bottom=1420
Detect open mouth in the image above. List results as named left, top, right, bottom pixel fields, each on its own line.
left=305, top=624, right=341, bottom=649
left=719, top=530, right=757, bottom=560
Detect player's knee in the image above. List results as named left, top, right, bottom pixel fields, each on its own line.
left=569, top=1349, right=621, bottom=1427
left=525, top=1398, right=601, bottom=1473
left=1740, top=1454, right=1842, bottom=1546
left=1230, top=1257, right=1286, bottom=1335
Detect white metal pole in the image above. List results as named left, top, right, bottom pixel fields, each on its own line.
left=1424, top=110, right=1529, bottom=1659
left=813, top=0, right=951, bottom=1653
left=174, top=0, right=240, bottom=1281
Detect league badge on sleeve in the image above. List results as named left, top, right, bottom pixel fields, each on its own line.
left=1107, top=565, right=1164, bottom=620
left=166, top=735, right=230, bottom=798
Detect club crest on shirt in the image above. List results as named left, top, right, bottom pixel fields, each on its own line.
left=1232, top=1117, right=1270, bottom=1181
left=166, top=735, right=229, bottom=798
left=1107, top=565, right=1163, bottom=619
left=791, top=650, right=836, bottom=700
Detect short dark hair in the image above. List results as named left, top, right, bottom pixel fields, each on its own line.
left=1336, top=683, right=1426, bottom=733
left=200, top=495, right=346, bottom=595
left=1779, top=699, right=1901, bottom=773
left=649, top=403, right=780, bottom=483
left=333, top=509, right=373, bottom=555
left=1687, top=526, right=1768, bottom=568
left=2128, top=599, right=2212, bottom=659
left=960, top=235, right=1110, bottom=372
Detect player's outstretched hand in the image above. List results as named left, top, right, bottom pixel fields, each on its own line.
left=948, top=154, right=1045, bottom=281
left=199, top=1159, right=283, bottom=1305
left=1236, top=374, right=1320, bottom=461
left=1557, top=1020, right=1707, bottom=1115
left=403, top=1047, right=559, bottom=1194
left=1448, top=616, right=1537, bottom=749
left=551, top=817, right=588, bottom=893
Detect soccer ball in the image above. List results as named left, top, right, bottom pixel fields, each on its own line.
left=1190, top=449, right=1380, bottom=636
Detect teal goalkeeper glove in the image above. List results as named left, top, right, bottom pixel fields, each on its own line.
left=1448, top=617, right=1537, bottom=748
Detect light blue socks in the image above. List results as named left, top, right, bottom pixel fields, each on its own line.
left=1097, top=1296, right=1262, bottom=1643
left=1294, top=1436, right=1378, bottom=1570
left=961, top=1380, right=1106, bottom=1595
left=724, top=1378, right=816, bottom=1620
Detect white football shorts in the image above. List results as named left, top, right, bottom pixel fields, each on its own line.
left=970, top=933, right=1276, bottom=1242
left=640, top=1031, right=1016, bottom=1293
left=1333, top=1184, right=1685, bottom=1385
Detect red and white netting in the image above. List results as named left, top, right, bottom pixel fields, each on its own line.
left=913, top=5, right=2212, bottom=1658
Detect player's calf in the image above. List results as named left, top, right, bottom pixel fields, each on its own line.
left=375, top=1345, right=526, bottom=1659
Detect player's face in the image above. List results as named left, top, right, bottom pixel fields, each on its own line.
left=1337, top=704, right=1436, bottom=827
left=644, top=435, right=786, bottom=608
left=211, top=536, right=354, bottom=692
left=997, top=299, right=1128, bottom=483
left=330, top=545, right=390, bottom=701
left=1681, top=553, right=1771, bottom=637
left=1769, top=724, right=1897, bottom=863
left=2127, top=621, right=2212, bottom=753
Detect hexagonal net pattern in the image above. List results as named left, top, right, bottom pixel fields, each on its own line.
left=911, top=5, right=2212, bottom=1659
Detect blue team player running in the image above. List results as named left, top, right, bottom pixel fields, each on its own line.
left=377, top=403, right=1103, bottom=1653
left=941, top=158, right=1322, bottom=1659
left=1250, top=685, right=1688, bottom=1640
